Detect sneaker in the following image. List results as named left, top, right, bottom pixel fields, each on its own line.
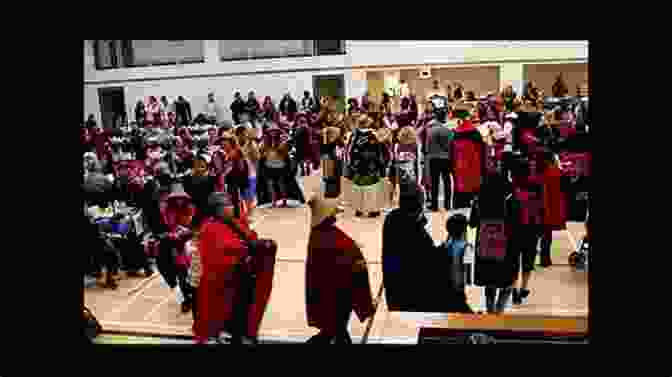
left=514, top=289, right=530, bottom=305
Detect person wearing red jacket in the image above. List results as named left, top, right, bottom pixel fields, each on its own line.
left=193, top=191, right=277, bottom=345
left=305, top=196, right=375, bottom=344
left=451, top=104, right=486, bottom=209
left=160, top=183, right=196, bottom=313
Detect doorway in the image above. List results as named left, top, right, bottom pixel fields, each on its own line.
left=313, top=74, right=345, bottom=113
left=98, top=87, right=126, bottom=129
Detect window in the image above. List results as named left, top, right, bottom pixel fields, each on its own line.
left=94, top=40, right=133, bottom=69
left=314, top=40, right=345, bottom=56
left=219, top=40, right=313, bottom=61
left=92, top=40, right=204, bottom=70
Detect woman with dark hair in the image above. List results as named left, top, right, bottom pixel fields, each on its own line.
left=262, top=96, right=277, bottom=122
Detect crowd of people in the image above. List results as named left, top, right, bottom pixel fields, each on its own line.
left=82, top=73, right=590, bottom=344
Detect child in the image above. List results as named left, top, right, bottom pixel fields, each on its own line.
left=439, top=214, right=474, bottom=313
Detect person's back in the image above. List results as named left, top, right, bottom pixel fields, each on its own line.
left=425, top=119, right=454, bottom=160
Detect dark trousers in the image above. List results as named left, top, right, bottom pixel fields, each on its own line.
left=512, top=226, right=542, bottom=273
left=265, top=166, right=288, bottom=199
left=454, top=192, right=475, bottom=209
left=120, top=234, right=151, bottom=272
left=92, top=238, right=119, bottom=276
left=429, top=158, right=452, bottom=210
left=307, top=291, right=353, bottom=344
left=539, top=229, right=553, bottom=259
left=157, top=240, right=178, bottom=288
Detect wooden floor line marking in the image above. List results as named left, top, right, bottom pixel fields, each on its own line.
left=108, top=276, right=159, bottom=319
left=143, top=292, right=175, bottom=321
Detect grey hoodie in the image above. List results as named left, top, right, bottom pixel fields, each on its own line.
left=425, top=120, right=454, bottom=160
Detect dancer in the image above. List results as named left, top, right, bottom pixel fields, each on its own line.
left=235, top=126, right=260, bottom=222
left=347, top=114, right=387, bottom=218
left=194, top=192, right=277, bottom=344
left=161, top=183, right=196, bottom=313
left=260, top=123, right=291, bottom=207
left=469, top=169, right=516, bottom=314
left=451, top=103, right=486, bottom=209
left=305, top=196, right=375, bottom=344
left=391, top=126, right=421, bottom=203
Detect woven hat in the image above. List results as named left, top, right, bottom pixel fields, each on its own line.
left=166, top=183, right=191, bottom=202
left=308, top=196, right=343, bottom=228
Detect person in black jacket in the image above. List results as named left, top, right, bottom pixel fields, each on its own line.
left=244, top=91, right=260, bottom=120
left=230, top=92, right=245, bottom=124
left=174, top=96, right=192, bottom=127
left=279, top=93, right=298, bottom=120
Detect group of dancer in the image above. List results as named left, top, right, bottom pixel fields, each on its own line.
left=82, top=81, right=590, bottom=344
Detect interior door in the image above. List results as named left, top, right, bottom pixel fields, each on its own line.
left=313, top=74, right=345, bottom=113
left=98, top=87, right=126, bottom=129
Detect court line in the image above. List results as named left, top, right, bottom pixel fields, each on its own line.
left=107, top=275, right=160, bottom=319
left=143, top=291, right=176, bottom=321
left=565, top=230, right=578, bottom=252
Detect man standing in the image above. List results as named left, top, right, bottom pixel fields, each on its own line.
left=205, top=92, right=218, bottom=124
left=244, top=91, right=260, bottom=120
left=301, top=91, right=314, bottom=112
left=230, top=92, right=245, bottom=125
left=424, top=96, right=454, bottom=211
left=279, top=92, right=298, bottom=119
left=175, top=96, right=192, bottom=127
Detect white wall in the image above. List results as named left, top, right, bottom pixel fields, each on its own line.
left=347, top=41, right=588, bottom=67
left=84, top=40, right=587, bottom=123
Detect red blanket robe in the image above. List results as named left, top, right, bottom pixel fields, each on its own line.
left=452, top=123, right=486, bottom=194
left=193, top=217, right=276, bottom=340
left=306, top=223, right=375, bottom=334
left=543, top=164, right=567, bottom=231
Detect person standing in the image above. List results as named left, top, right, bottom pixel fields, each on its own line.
left=229, top=92, right=245, bottom=125
left=175, top=96, right=192, bottom=127
left=451, top=103, right=486, bottom=209
left=205, top=92, right=218, bottom=125
left=305, top=197, right=375, bottom=344
left=134, top=101, right=146, bottom=127
left=193, top=192, right=277, bottom=344
left=424, top=97, right=454, bottom=211
left=300, top=91, right=314, bottom=112
left=279, top=92, right=298, bottom=120
left=244, top=91, right=260, bottom=121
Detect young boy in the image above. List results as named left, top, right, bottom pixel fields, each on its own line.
left=440, top=214, right=474, bottom=313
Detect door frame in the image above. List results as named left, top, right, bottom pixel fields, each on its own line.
left=313, top=74, right=345, bottom=112
left=97, top=86, right=125, bottom=129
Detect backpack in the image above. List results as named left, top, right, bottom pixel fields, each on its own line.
left=83, top=306, right=102, bottom=341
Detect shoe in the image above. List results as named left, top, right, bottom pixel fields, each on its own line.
left=485, top=293, right=496, bottom=314
left=103, top=279, right=118, bottom=289
left=512, top=288, right=521, bottom=305
left=368, top=211, right=380, bottom=218
left=517, top=289, right=530, bottom=305
left=495, top=288, right=512, bottom=313
left=355, top=211, right=363, bottom=217
left=144, top=268, right=154, bottom=278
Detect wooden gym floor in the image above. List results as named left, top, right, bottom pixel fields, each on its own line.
left=85, top=176, right=588, bottom=343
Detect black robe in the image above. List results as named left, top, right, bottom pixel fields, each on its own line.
left=256, top=157, right=306, bottom=206
left=382, top=208, right=472, bottom=313
left=469, top=174, right=516, bottom=288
